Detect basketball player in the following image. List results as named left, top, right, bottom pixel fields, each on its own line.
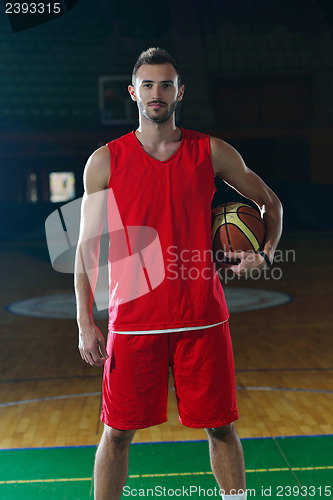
left=74, top=48, right=283, bottom=500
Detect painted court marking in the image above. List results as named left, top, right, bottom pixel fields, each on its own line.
left=1, top=385, right=332, bottom=408
left=0, top=367, right=331, bottom=385
left=1, top=465, right=332, bottom=485
left=6, top=288, right=292, bottom=318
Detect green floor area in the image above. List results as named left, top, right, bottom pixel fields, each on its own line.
left=0, top=436, right=332, bottom=499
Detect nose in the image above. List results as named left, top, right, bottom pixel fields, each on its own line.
left=152, top=84, right=163, bottom=100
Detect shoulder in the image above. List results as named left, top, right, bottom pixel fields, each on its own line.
left=209, top=136, right=246, bottom=176
left=84, top=145, right=110, bottom=193
left=107, top=131, right=134, bottom=149
left=184, top=129, right=238, bottom=161
left=182, top=129, right=212, bottom=156
left=209, top=136, right=241, bottom=160
left=183, top=128, right=209, bottom=142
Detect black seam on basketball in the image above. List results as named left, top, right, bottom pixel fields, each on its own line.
left=211, top=215, right=223, bottom=246
left=226, top=223, right=260, bottom=250
left=224, top=204, right=233, bottom=252
left=237, top=212, right=265, bottom=226
left=215, top=210, right=264, bottom=223
left=212, top=228, right=218, bottom=249
left=214, top=204, right=261, bottom=215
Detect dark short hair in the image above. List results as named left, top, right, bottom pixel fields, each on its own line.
left=132, top=47, right=181, bottom=87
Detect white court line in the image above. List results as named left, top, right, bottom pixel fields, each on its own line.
left=0, top=386, right=332, bottom=408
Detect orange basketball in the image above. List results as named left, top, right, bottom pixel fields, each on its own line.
left=211, top=202, right=265, bottom=266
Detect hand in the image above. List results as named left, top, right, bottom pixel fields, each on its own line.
left=78, top=321, right=109, bottom=367
left=223, top=251, right=268, bottom=277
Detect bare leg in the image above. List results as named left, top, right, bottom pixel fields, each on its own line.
left=205, top=423, right=246, bottom=496
left=94, top=424, right=136, bottom=500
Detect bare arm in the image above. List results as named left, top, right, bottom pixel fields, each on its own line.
left=210, top=136, right=283, bottom=273
left=74, top=145, right=110, bottom=366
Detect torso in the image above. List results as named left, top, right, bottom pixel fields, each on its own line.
left=105, top=128, right=229, bottom=332
left=100, top=133, right=226, bottom=189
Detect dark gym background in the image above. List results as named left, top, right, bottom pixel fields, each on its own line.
left=0, top=0, right=333, bottom=239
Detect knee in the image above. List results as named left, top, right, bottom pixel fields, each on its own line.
left=205, top=422, right=237, bottom=442
left=102, top=425, right=136, bottom=449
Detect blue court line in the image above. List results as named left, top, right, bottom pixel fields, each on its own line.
left=241, top=434, right=333, bottom=441
left=236, top=367, right=333, bottom=373
left=0, top=434, right=332, bottom=451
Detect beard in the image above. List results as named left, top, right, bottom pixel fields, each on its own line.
left=138, top=99, right=178, bottom=124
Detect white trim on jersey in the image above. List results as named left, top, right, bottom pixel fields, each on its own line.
left=109, top=319, right=228, bottom=335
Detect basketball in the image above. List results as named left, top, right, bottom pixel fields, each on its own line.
left=211, top=202, right=266, bottom=266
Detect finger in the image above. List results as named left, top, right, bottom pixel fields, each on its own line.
left=94, top=360, right=106, bottom=367
left=80, top=347, right=94, bottom=365
left=83, top=352, right=92, bottom=364
left=89, top=350, right=107, bottom=366
left=217, top=257, right=241, bottom=267
left=224, top=251, right=244, bottom=258
left=79, top=348, right=89, bottom=364
left=223, top=252, right=236, bottom=260
left=228, top=264, right=247, bottom=276
left=222, top=253, right=242, bottom=265
left=86, top=352, right=97, bottom=366
left=227, top=260, right=242, bottom=270
left=97, top=340, right=109, bottom=359
left=229, top=267, right=242, bottom=276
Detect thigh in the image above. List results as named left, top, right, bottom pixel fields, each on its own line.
left=170, top=322, right=239, bottom=428
left=101, top=332, right=169, bottom=430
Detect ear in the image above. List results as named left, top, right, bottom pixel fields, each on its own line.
left=177, top=84, right=185, bottom=102
left=128, top=85, right=137, bottom=102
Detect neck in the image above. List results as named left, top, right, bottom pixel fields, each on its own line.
left=136, top=115, right=180, bottom=146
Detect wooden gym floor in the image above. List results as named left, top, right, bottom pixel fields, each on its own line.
left=0, top=231, right=332, bottom=449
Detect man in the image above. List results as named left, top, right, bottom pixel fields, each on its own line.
left=75, top=48, right=283, bottom=500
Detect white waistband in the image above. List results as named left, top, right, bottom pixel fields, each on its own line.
left=109, top=319, right=228, bottom=335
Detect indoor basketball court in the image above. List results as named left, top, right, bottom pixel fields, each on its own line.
left=0, top=1, right=332, bottom=499
left=0, top=234, right=332, bottom=498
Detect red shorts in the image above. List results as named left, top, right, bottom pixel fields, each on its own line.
left=100, top=321, right=239, bottom=430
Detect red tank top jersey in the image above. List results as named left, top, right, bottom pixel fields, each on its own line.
left=106, top=128, right=229, bottom=333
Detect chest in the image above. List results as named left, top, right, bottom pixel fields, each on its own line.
left=142, top=142, right=181, bottom=162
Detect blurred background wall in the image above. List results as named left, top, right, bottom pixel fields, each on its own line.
left=0, top=0, right=332, bottom=240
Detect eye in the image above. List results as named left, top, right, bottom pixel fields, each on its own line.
left=143, top=84, right=152, bottom=88
left=163, top=84, right=172, bottom=88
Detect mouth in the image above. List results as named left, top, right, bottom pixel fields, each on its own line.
left=148, top=102, right=166, bottom=108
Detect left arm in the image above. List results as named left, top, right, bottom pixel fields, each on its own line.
left=210, top=136, right=283, bottom=273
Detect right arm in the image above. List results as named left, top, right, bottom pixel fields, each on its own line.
left=74, top=145, right=110, bottom=367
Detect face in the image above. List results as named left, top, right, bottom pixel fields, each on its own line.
left=129, top=63, right=184, bottom=124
